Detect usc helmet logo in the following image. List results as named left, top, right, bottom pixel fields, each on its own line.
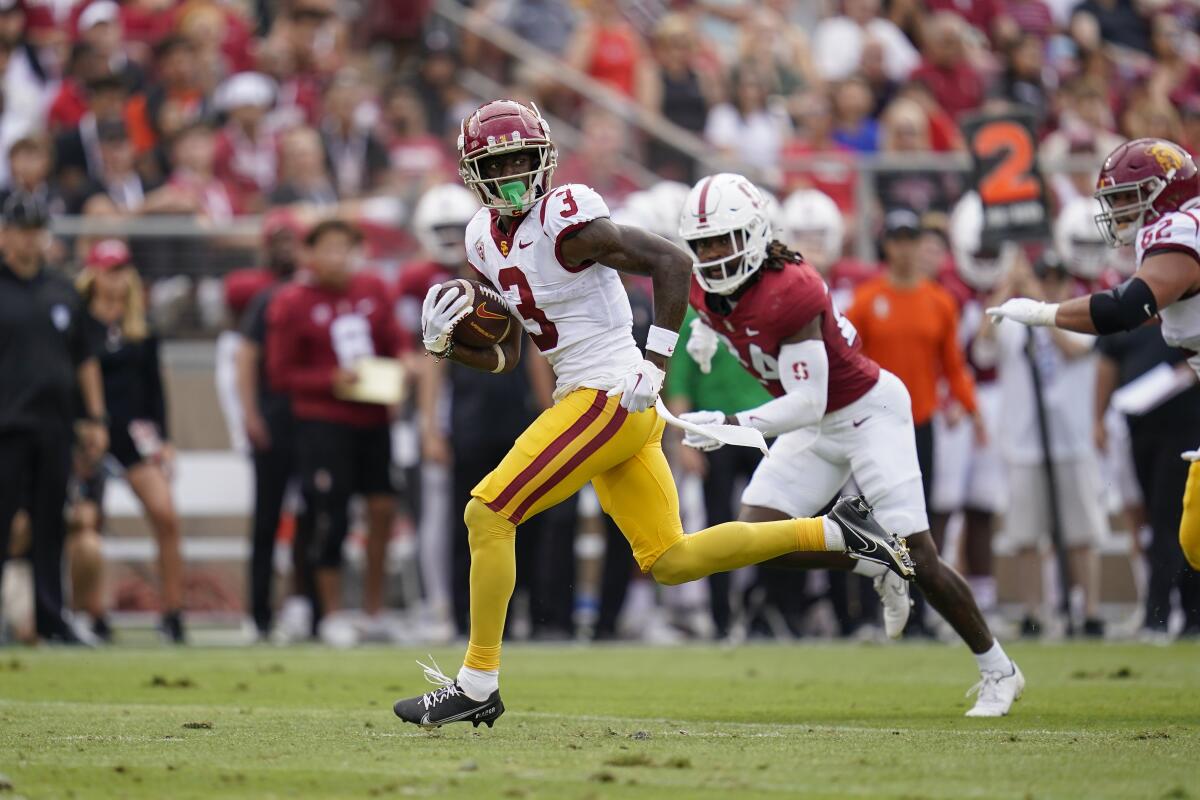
left=1147, top=141, right=1186, bottom=174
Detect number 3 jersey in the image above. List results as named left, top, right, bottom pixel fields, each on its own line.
left=465, top=183, right=643, bottom=401
left=689, top=255, right=879, bottom=412
left=1134, top=199, right=1200, bottom=372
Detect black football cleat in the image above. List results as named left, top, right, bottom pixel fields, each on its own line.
left=393, top=658, right=505, bottom=730
left=829, top=495, right=915, bottom=581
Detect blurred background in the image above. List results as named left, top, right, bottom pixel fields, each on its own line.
left=3, top=0, right=1199, bottom=648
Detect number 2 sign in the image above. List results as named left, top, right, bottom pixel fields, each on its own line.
left=962, top=109, right=1050, bottom=248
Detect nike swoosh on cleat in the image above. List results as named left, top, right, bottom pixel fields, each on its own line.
left=475, top=302, right=507, bottom=320
left=419, top=704, right=490, bottom=727
left=518, top=240, right=534, bottom=249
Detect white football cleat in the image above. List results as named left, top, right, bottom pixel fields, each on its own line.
left=964, top=663, right=1025, bottom=717
left=873, top=571, right=912, bottom=639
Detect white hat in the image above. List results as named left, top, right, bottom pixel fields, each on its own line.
left=79, top=0, right=119, bottom=31
left=216, top=72, right=277, bottom=112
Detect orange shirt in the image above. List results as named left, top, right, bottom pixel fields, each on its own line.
left=845, top=275, right=977, bottom=426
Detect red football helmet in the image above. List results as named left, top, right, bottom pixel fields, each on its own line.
left=458, top=100, right=557, bottom=216
left=1093, top=137, right=1200, bottom=246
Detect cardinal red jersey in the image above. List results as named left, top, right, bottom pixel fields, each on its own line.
left=394, top=260, right=454, bottom=336
left=825, top=258, right=880, bottom=313
left=689, top=257, right=879, bottom=412
left=266, top=271, right=403, bottom=427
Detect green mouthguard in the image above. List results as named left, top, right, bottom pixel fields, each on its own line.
left=499, top=180, right=527, bottom=211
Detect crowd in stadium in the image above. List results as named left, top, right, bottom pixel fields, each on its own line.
left=1, top=0, right=1200, bottom=648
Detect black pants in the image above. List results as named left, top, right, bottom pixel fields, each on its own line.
left=1131, top=424, right=1200, bottom=630
left=451, top=442, right=576, bottom=637
left=909, top=420, right=935, bottom=633
left=248, top=410, right=301, bottom=634
left=0, top=424, right=72, bottom=636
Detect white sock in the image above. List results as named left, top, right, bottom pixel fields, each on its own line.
left=457, top=666, right=499, bottom=701
left=973, top=641, right=1013, bottom=675
left=852, top=558, right=887, bottom=577
left=822, top=517, right=845, bottom=551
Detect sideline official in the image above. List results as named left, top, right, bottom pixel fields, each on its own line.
left=0, top=192, right=107, bottom=642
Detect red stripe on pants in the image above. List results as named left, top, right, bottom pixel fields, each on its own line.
left=487, top=390, right=608, bottom=515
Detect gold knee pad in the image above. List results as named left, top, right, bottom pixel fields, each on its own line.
left=1181, top=461, right=1200, bottom=571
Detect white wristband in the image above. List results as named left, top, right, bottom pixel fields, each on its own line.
left=646, top=325, right=679, bottom=357
left=1033, top=302, right=1060, bottom=327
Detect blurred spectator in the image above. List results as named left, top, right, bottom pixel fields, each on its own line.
left=161, top=121, right=236, bottom=221
left=734, top=7, right=820, bottom=96
left=997, top=33, right=1053, bottom=128
left=127, top=36, right=210, bottom=158
left=76, top=239, right=186, bottom=643
left=977, top=256, right=1105, bottom=636
left=495, top=0, right=576, bottom=56
left=70, top=120, right=156, bottom=215
left=874, top=97, right=964, bottom=215
left=645, top=13, right=717, bottom=183
left=0, top=0, right=50, bottom=145
left=910, top=12, right=986, bottom=120
left=266, top=219, right=402, bottom=645
left=1071, top=0, right=1152, bottom=54
left=77, top=0, right=144, bottom=93
left=380, top=83, right=454, bottom=199
left=780, top=91, right=858, bottom=214
left=319, top=69, right=390, bottom=199
left=1001, top=0, right=1057, bottom=42
left=270, top=125, right=338, bottom=208
left=555, top=108, right=639, bottom=204
left=413, top=34, right=471, bottom=138
left=235, top=211, right=309, bottom=641
left=1146, top=13, right=1200, bottom=106
left=925, top=0, right=1008, bottom=40
left=1120, top=93, right=1185, bottom=143
left=846, top=209, right=983, bottom=506
left=259, top=0, right=341, bottom=128
left=830, top=76, right=879, bottom=153
left=860, top=37, right=900, bottom=117
left=47, top=43, right=106, bottom=133
left=705, top=67, right=792, bottom=176
left=65, top=450, right=109, bottom=640
left=1, top=136, right=65, bottom=217
left=566, top=0, right=654, bottom=104
left=812, top=0, right=920, bottom=83
left=0, top=192, right=106, bottom=644
left=1039, top=78, right=1124, bottom=205
left=214, top=72, right=279, bottom=214
left=1096, top=327, right=1200, bottom=639
left=53, top=73, right=129, bottom=196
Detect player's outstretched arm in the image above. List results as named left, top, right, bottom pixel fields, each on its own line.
left=559, top=218, right=692, bottom=370
left=989, top=250, right=1200, bottom=334
left=448, top=317, right=523, bottom=374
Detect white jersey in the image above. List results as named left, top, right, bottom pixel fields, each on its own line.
left=1134, top=200, right=1200, bottom=374
left=464, top=183, right=642, bottom=401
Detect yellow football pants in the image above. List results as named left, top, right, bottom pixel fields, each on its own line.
left=462, top=388, right=827, bottom=671
left=1181, top=461, right=1200, bottom=571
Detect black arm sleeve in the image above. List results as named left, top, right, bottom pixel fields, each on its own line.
left=145, top=334, right=169, bottom=440
left=1088, top=277, right=1158, bottom=335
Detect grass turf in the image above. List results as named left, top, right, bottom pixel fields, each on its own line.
left=0, top=642, right=1197, bottom=799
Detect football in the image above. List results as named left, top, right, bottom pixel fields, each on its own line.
left=437, top=277, right=513, bottom=348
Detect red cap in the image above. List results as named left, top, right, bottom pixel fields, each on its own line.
left=86, top=239, right=131, bottom=271
left=262, top=208, right=304, bottom=240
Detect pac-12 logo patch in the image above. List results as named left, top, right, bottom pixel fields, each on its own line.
left=50, top=304, right=70, bottom=331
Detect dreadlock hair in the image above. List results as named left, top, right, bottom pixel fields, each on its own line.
left=765, top=239, right=804, bottom=268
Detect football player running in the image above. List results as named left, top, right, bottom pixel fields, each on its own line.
left=988, top=138, right=1200, bottom=573
left=391, top=100, right=914, bottom=730
left=679, top=173, right=1023, bottom=717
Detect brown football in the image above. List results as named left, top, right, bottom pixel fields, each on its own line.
left=436, top=278, right=513, bottom=348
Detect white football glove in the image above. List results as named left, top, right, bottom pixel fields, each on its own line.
left=686, top=318, right=719, bottom=374
left=679, top=410, right=727, bottom=452
left=421, top=284, right=471, bottom=356
left=986, top=298, right=1059, bottom=327
left=607, top=359, right=665, bottom=413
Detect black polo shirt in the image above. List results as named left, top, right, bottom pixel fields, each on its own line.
left=0, top=261, right=99, bottom=432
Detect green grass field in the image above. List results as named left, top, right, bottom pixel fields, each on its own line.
left=1, top=642, right=1197, bottom=799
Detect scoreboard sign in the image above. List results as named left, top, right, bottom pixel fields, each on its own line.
left=961, top=109, right=1050, bottom=248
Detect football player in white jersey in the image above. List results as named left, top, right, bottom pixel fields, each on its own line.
left=391, top=100, right=914, bottom=729
left=988, top=137, right=1200, bottom=572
